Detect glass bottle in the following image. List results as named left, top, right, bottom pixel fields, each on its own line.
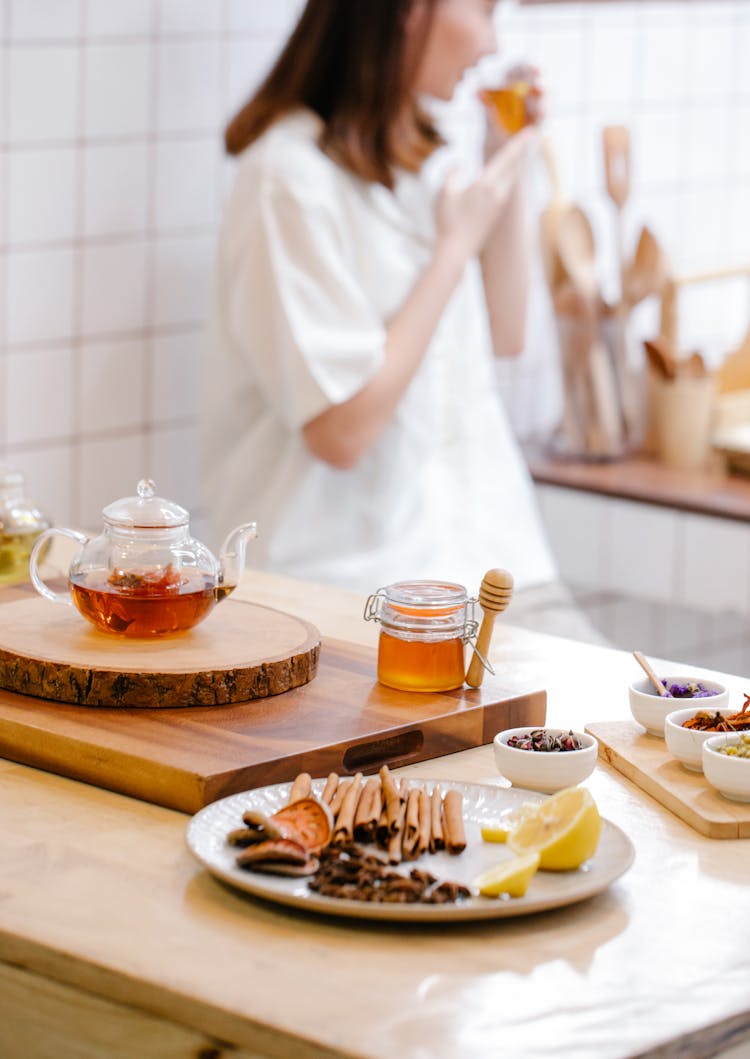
left=0, top=466, right=51, bottom=586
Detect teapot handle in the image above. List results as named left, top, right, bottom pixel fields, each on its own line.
left=29, top=528, right=88, bottom=605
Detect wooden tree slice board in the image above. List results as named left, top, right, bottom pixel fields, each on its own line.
left=0, top=635, right=546, bottom=813
left=587, top=720, right=750, bottom=839
left=0, top=595, right=320, bottom=707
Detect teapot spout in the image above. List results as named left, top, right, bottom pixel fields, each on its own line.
left=218, top=522, right=258, bottom=597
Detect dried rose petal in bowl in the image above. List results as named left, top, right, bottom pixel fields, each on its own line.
left=494, top=727, right=597, bottom=794
left=506, top=729, right=583, bottom=753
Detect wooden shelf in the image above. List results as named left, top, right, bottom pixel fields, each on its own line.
left=526, top=444, right=750, bottom=523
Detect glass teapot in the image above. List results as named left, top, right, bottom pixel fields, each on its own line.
left=0, top=465, right=51, bottom=586
left=29, top=479, right=257, bottom=637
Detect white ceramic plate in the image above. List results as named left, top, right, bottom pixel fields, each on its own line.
left=186, top=779, right=631, bottom=919
left=186, top=778, right=635, bottom=923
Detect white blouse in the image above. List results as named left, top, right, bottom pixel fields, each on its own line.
left=201, top=109, right=557, bottom=595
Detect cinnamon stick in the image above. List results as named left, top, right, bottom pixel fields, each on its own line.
left=401, top=788, right=421, bottom=860
left=387, top=779, right=410, bottom=864
left=379, top=765, right=403, bottom=835
left=375, top=799, right=389, bottom=848
left=328, top=778, right=350, bottom=818
left=442, top=789, right=466, bottom=854
left=430, top=786, right=444, bottom=852
left=288, top=772, right=312, bottom=804
left=332, top=772, right=364, bottom=845
left=417, top=788, right=430, bottom=858
left=353, top=777, right=380, bottom=842
left=320, top=772, right=339, bottom=806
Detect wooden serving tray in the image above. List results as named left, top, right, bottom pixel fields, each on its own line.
left=0, top=595, right=320, bottom=706
left=587, top=720, right=750, bottom=839
left=0, top=637, right=546, bottom=813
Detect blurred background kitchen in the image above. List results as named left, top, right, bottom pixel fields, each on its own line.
left=2, top=0, right=750, bottom=667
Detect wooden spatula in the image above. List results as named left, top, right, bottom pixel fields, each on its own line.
left=538, top=135, right=569, bottom=293
left=602, top=125, right=631, bottom=305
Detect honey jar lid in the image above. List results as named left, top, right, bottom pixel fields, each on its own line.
left=102, top=478, right=189, bottom=529
left=383, top=580, right=467, bottom=610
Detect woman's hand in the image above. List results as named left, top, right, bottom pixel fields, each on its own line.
left=435, top=126, right=536, bottom=264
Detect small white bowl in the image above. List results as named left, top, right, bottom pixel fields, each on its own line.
left=664, top=705, right=737, bottom=772
left=702, top=734, right=750, bottom=803
left=493, top=727, right=598, bottom=794
left=629, top=676, right=728, bottom=737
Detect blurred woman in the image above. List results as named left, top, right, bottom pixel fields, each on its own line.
left=203, top=0, right=600, bottom=640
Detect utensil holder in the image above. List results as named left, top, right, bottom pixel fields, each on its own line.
left=551, top=311, right=630, bottom=462
left=651, top=372, right=716, bottom=470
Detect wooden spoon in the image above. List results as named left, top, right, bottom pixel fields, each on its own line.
left=633, top=651, right=672, bottom=697
left=643, top=337, right=677, bottom=381
left=602, top=126, right=631, bottom=296
left=538, top=136, right=572, bottom=301
left=465, top=569, right=514, bottom=689
left=556, top=208, right=625, bottom=456
left=623, top=226, right=670, bottom=307
left=557, top=205, right=600, bottom=308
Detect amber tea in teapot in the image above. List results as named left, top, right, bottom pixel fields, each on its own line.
left=69, top=565, right=218, bottom=638
left=29, top=479, right=257, bottom=638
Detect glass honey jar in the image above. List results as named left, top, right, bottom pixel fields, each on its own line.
left=364, top=581, right=478, bottom=693
left=0, top=466, right=51, bottom=586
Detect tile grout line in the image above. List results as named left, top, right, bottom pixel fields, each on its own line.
left=141, top=0, right=160, bottom=479
left=69, top=0, right=87, bottom=526
left=0, top=0, right=8, bottom=456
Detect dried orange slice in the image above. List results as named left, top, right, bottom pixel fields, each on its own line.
left=272, top=797, right=333, bottom=854
left=235, top=837, right=319, bottom=877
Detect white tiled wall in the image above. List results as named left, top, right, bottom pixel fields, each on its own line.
left=0, top=0, right=303, bottom=531
left=1, top=0, right=749, bottom=574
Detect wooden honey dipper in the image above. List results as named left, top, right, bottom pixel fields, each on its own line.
left=465, top=568, right=514, bottom=688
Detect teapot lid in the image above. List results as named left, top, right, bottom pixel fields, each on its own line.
left=102, top=479, right=189, bottom=529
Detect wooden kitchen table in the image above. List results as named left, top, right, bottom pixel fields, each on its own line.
left=1, top=570, right=749, bottom=1059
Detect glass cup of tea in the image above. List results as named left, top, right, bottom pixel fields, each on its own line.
left=480, top=63, right=543, bottom=135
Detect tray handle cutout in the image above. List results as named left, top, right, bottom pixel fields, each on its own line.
left=343, top=730, right=424, bottom=773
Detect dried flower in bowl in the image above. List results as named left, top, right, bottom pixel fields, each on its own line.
left=662, top=680, right=720, bottom=699
left=506, top=729, right=583, bottom=753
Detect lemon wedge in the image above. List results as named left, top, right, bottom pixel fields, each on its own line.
left=480, top=822, right=513, bottom=844
left=473, top=852, right=541, bottom=897
left=480, top=802, right=540, bottom=843
left=508, top=786, right=601, bottom=871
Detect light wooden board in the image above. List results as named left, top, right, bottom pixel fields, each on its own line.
left=0, top=595, right=320, bottom=706
left=587, top=720, right=750, bottom=839
left=0, top=636, right=546, bottom=813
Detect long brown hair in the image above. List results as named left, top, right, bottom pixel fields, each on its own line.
left=224, top=0, right=442, bottom=189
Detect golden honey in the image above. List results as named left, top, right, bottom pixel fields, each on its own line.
left=377, top=630, right=466, bottom=693
left=365, top=582, right=474, bottom=694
